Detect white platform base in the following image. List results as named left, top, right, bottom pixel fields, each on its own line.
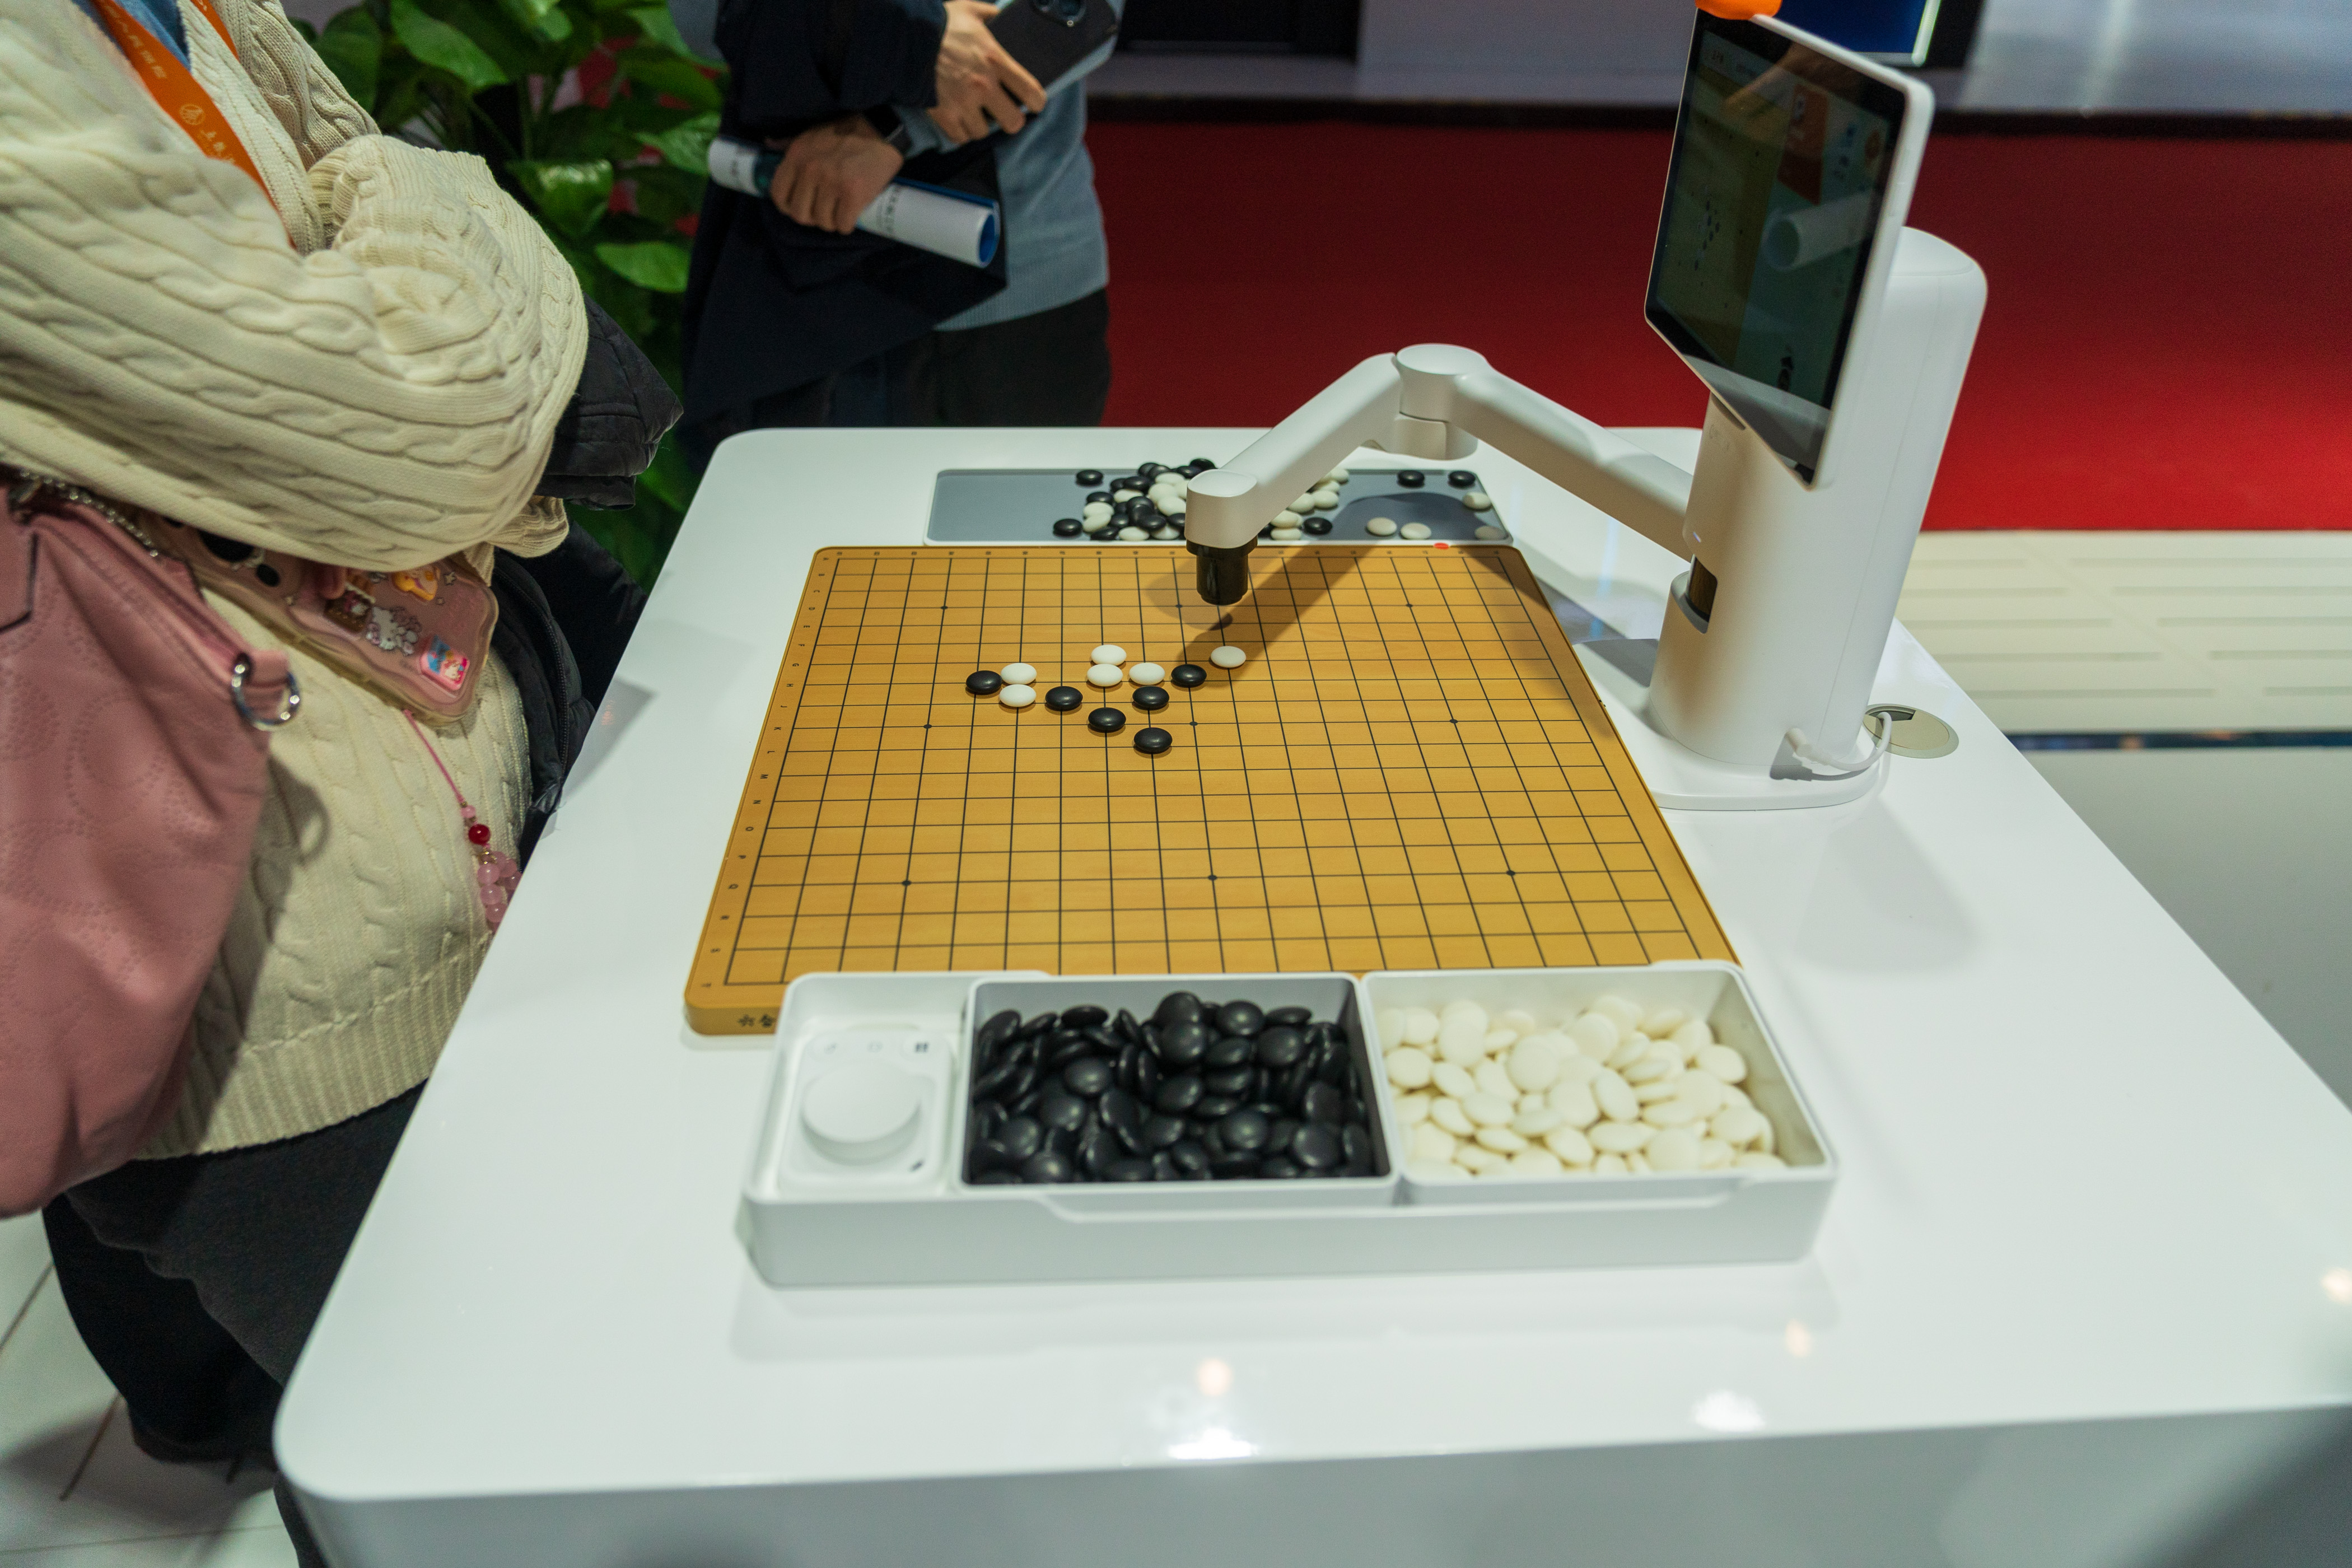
left=1574, top=644, right=1884, bottom=811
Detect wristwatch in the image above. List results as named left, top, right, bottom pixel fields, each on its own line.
left=862, top=104, right=917, bottom=156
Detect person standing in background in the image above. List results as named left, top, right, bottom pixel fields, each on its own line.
left=675, top=0, right=1118, bottom=454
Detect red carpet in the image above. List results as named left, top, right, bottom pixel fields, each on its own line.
left=1089, top=124, right=2352, bottom=531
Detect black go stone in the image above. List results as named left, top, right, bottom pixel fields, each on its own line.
left=1087, top=707, right=1127, bottom=735
left=1134, top=727, right=1173, bottom=756
left=1218, top=1109, right=1271, bottom=1152
left=1448, top=470, right=1477, bottom=487
left=1291, top=1124, right=1342, bottom=1171
left=1215, top=999, right=1264, bottom=1038
left=1154, top=991, right=1204, bottom=1029
left=1062, top=1004, right=1109, bottom=1029
left=1169, top=664, right=1207, bottom=688
left=1139, top=462, right=1165, bottom=479
left=1144, top=1113, right=1188, bottom=1149
left=1397, top=470, right=1426, bottom=487
left=964, top=670, right=1003, bottom=696
left=1021, top=1151, right=1076, bottom=1184
left=1267, top=1005, right=1312, bottom=1026
left=1155, top=1075, right=1204, bottom=1114
left=1303, top=517, right=1332, bottom=535
left=1132, top=685, right=1169, bottom=712
left=1077, top=469, right=1103, bottom=486
left=1062, top=1058, right=1114, bottom=1096
left=1189, top=457, right=1216, bottom=471
left=1255, top=1026, right=1306, bottom=1069
left=1086, top=490, right=1110, bottom=505
left=1052, top=518, right=1083, bottom=537
left=1039, top=1091, right=1088, bottom=1132
left=1301, top=1080, right=1347, bottom=1127
left=1044, top=686, right=1084, bottom=712
left=1157, top=1019, right=1210, bottom=1068
left=1104, top=1159, right=1154, bottom=1182
left=1206, top=1037, right=1255, bottom=1070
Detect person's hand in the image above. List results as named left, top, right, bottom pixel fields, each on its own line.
left=768, top=116, right=905, bottom=234
left=928, top=0, right=1047, bottom=143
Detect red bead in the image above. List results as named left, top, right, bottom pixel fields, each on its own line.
left=466, top=823, right=492, bottom=846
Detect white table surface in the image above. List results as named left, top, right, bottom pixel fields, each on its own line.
left=279, top=429, right=2352, bottom=1566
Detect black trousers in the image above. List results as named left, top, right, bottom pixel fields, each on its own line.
left=42, top=1084, right=423, bottom=1568
left=685, top=286, right=1112, bottom=460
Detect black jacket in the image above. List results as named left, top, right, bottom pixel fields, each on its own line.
left=680, top=0, right=1007, bottom=432
left=492, top=525, right=646, bottom=865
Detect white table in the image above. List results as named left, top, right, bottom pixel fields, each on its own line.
left=279, top=430, right=2352, bottom=1567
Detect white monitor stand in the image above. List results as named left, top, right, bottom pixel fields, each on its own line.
left=1183, top=12, right=1987, bottom=810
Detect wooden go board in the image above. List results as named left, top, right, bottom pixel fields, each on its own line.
left=687, top=545, right=1735, bottom=1034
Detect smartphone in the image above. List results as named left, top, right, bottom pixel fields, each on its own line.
left=988, top=0, right=1121, bottom=94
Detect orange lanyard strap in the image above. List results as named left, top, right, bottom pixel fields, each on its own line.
left=90, top=0, right=274, bottom=211
left=185, top=0, right=236, bottom=52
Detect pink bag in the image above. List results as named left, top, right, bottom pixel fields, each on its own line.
left=0, top=471, right=298, bottom=1216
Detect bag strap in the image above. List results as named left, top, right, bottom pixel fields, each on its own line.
left=86, top=0, right=280, bottom=221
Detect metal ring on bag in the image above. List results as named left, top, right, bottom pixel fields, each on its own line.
left=230, top=654, right=302, bottom=730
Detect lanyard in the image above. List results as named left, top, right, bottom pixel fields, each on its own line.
left=88, top=0, right=277, bottom=214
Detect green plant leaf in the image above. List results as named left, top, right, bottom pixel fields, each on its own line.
left=638, top=109, right=718, bottom=174
left=314, top=7, right=383, bottom=109
left=594, top=240, right=692, bottom=293
left=614, top=52, right=721, bottom=110
left=627, top=3, right=713, bottom=62
left=510, top=158, right=614, bottom=236
left=497, top=0, right=572, bottom=42
left=390, top=0, right=510, bottom=91
left=636, top=434, right=696, bottom=511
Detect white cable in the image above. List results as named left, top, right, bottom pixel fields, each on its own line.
left=1781, top=714, right=1896, bottom=783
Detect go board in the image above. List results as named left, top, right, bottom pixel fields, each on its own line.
left=687, top=546, right=1735, bottom=1034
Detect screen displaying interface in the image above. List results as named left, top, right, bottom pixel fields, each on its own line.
left=1646, top=18, right=1908, bottom=481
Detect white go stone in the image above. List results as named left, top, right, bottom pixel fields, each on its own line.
left=1385, top=1047, right=1434, bottom=1089
left=1473, top=1060, right=1516, bottom=1100
left=1627, top=1151, right=1652, bottom=1173
left=1735, top=1152, right=1788, bottom=1170
left=1324, top=468, right=1350, bottom=483
left=1397, top=1091, right=1431, bottom=1125
left=1642, top=1098, right=1702, bottom=1129
left=1151, top=527, right=1180, bottom=541
left=1410, top=1123, right=1457, bottom=1164
left=1399, top=522, right=1432, bottom=540
left=1129, top=662, right=1166, bottom=684
left=1557, top=1053, right=1604, bottom=1086
left=1000, top=662, right=1037, bottom=685
left=1113, top=488, right=1142, bottom=502
left=1595, top=1153, right=1628, bottom=1174
left=1271, top=529, right=1303, bottom=543
left=1086, top=663, right=1123, bottom=686
left=1455, top=1144, right=1506, bottom=1174
left=1364, top=516, right=1399, bottom=536
left=1544, top=1124, right=1595, bottom=1166
left=1590, top=994, right=1645, bottom=1030
left=1589, top=1121, right=1653, bottom=1154
left=1474, top=525, right=1506, bottom=540
left=1410, top=1159, right=1468, bottom=1182
left=1117, top=526, right=1149, bottom=541
left=1291, top=494, right=1319, bottom=512
left=1483, top=1025, right=1520, bottom=1052
left=1548, top=1079, right=1600, bottom=1128
left=1273, top=510, right=1303, bottom=528
left=1399, top=1007, right=1440, bottom=1046
left=1696, top=1044, right=1749, bottom=1083
left=1646, top=1128, right=1701, bottom=1171
left=1430, top=1097, right=1474, bottom=1137
left=1462, top=1093, right=1515, bottom=1128
left=1698, top=1137, right=1736, bottom=1170
left=1376, top=1006, right=1406, bottom=1047
left=1497, top=1009, right=1539, bottom=1035
left=1594, top=1071, right=1640, bottom=1122
left=1711, top=1105, right=1768, bottom=1148
left=1462, top=489, right=1492, bottom=510
left=1641, top=1007, right=1689, bottom=1037
left=1607, top=1035, right=1651, bottom=1071
left=1090, top=644, right=1126, bottom=665
left=1431, top=1062, right=1478, bottom=1100
left=1513, top=1105, right=1565, bottom=1137
left=1621, top=1056, right=1673, bottom=1085
left=1508, top=1038, right=1562, bottom=1091
left=1436, top=1006, right=1488, bottom=1064
left=998, top=684, right=1037, bottom=709
left=1673, top=1018, right=1717, bottom=1052
left=1208, top=646, right=1248, bottom=668
left=1312, top=488, right=1341, bottom=510
left=1632, top=1077, right=1681, bottom=1105
left=1511, top=1149, right=1565, bottom=1177
left=1677, top=1072, right=1726, bottom=1118
left=1082, top=502, right=1113, bottom=523
left=1567, top=1013, right=1620, bottom=1057
left=1474, top=1126, right=1528, bottom=1154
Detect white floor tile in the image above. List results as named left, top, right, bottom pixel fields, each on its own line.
left=0, top=1214, right=54, bottom=1355
left=0, top=1280, right=286, bottom=1559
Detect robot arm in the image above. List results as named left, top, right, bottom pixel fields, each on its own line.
left=1184, top=344, right=1695, bottom=605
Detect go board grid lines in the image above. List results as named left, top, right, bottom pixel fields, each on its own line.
left=688, top=547, right=1732, bottom=1033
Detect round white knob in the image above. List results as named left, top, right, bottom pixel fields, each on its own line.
left=800, top=1062, right=922, bottom=1164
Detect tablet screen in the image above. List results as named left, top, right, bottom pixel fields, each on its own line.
left=1646, top=16, right=1911, bottom=481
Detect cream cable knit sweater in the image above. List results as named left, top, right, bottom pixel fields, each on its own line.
left=1, top=0, right=584, bottom=1154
